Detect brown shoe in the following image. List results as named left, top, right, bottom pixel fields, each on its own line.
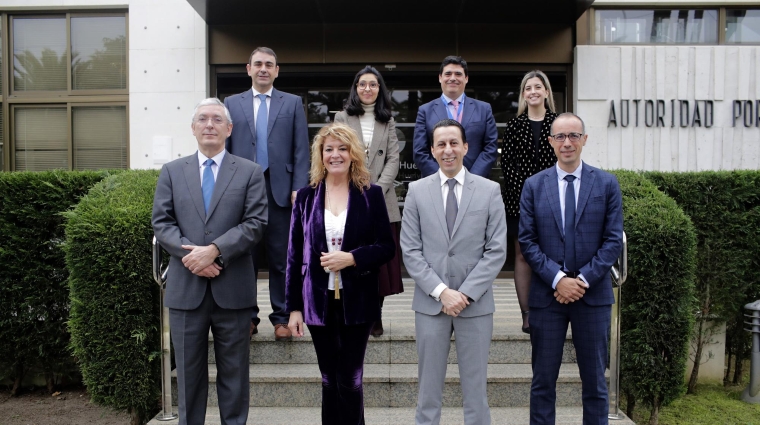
left=249, top=322, right=258, bottom=338
left=370, top=320, right=384, bottom=337
left=274, top=323, right=292, bottom=341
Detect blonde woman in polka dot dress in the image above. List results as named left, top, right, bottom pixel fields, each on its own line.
left=501, top=70, right=558, bottom=334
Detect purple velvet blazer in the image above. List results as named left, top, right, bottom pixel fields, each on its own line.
left=285, top=181, right=395, bottom=326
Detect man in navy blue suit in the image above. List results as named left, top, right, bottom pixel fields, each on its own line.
left=412, top=56, right=498, bottom=178
left=518, top=113, right=623, bottom=425
left=225, top=47, right=310, bottom=340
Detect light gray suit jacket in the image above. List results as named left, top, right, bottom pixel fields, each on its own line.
left=152, top=151, right=268, bottom=310
left=401, top=169, right=507, bottom=317
left=334, top=111, right=401, bottom=222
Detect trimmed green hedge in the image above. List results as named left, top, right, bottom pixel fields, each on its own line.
left=0, top=170, right=109, bottom=394
left=646, top=171, right=760, bottom=387
left=611, top=170, right=698, bottom=423
left=64, top=170, right=160, bottom=425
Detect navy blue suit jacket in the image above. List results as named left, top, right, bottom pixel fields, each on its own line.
left=412, top=96, right=498, bottom=178
left=518, top=162, right=623, bottom=308
left=224, top=88, right=310, bottom=207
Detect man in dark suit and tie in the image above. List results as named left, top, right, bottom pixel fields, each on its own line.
left=412, top=55, right=498, bottom=178
left=152, top=98, right=268, bottom=425
left=518, top=112, right=623, bottom=425
left=224, top=47, right=310, bottom=340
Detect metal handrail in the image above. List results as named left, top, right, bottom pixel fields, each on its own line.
left=609, top=232, right=627, bottom=420
left=152, top=236, right=178, bottom=421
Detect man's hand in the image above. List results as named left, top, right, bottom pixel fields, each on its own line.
left=181, top=244, right=220, bottom=275
left=320, top=251, right=355, bottom=272
left=291, top=191, right=297, bottom=205
left=440, top=288, right=469, bottom=317
left=554, top=277, right=587, bottom=304
left=196, top=263, right=222, bottom=278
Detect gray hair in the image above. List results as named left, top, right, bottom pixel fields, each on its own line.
left=550, top=112, right=586, bottom=135
left=191, top=98, right=233, bottom=125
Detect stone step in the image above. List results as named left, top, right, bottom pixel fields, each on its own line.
left=148, top=406, right=635, bottom=425
left=172, top=363, right=593, bottom=408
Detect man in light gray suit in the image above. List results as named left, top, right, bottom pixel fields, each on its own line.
left=401, top=119, right=507, bottom=425
left=152, top=98, right=267, bottom=425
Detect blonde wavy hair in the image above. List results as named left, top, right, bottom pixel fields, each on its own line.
left=516, top=70, right=557, bottom=116
left=309, top=123, right=371, bottom=192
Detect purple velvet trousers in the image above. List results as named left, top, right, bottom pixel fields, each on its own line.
left=308, top=292, right=373, bottom=425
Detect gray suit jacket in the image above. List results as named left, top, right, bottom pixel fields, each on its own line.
left=334, top=111, right=401, bottom=222
left=400, top=169, right=507, bottom=317
left=152, top=151, right=268, bottom=310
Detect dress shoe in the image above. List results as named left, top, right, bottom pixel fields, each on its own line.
left=370, top=320, right=384, bottom=337
left=249, top=322, right=258, bottom=337
left=274, top=323, right=292, bottom=341
left=521, top=311, right=531, bottom=335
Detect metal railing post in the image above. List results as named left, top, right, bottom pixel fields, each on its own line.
left=743, top=300, right=760, bottom=404
left=152, top=236, right=178, bottom=421
left=609, top=232, right=627, bottom=420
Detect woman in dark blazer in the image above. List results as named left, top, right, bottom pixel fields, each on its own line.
left=501, top=70, right=558, bottom=334
left=286, top=122, right=395, bottom=425
left=334, top=65, right=402, bottom=337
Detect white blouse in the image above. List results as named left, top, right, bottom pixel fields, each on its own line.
left=324, top=208, right=347, bottom=290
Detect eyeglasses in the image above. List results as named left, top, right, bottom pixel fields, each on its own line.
left=196, top=116, right=227, bottom=125
left=357, top=81, right=379, bottom=90
left=550, top=132, right=583, bottom=142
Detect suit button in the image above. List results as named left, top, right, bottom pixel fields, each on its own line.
left=205, top=231, right=210, bottom=235
left=448, top=252, right=454, bottom=257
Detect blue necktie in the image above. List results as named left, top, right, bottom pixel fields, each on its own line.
left=202, top=158, right=215, bottom=213
left=256, top=94, right=269, bottom=171
left=563, top=175, right=577, bottom=272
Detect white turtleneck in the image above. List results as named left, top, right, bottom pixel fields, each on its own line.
left=359, top=103, right=375, bottom=148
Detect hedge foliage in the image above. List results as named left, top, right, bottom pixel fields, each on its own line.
left=611, top=170, right=697, bottom=422
left=64, top=170, right=160, bottom=425
left=646, top=171, right=760, bottom=385
left=0, top=170, right=109, bottom=393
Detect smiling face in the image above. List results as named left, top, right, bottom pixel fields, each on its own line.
left=357, top=73, right=379, bottom=105
left=322, top=136, right=351, bottom=177
left=246, top=51, right=279, bottom=92
left=523, top=76, right=549, bottom=110
left=192, top=104, right=232, bottom=157
left=438, top=64, right=468, bottom=100
left=549, top=115, right=587, bottom=173
left=431, top=125, right=468, bottom=178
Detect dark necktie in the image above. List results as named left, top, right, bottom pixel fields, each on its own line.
left=256, top=94, right=269, bottom=171
left=445, top=178, right=458, bottom=238
left=202, top=158, right=215, bottom=213
left=564, top=174, right=577, bottom=272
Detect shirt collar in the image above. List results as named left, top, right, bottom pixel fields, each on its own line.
left=556, top=162, right=582, bottom=182
left=441, top=93, right=464, bottom=104
left=198, top=149, right=226, bottom=168
left=252, top=87, right=274, bottom=98
left=439, top=167, right=466, bottom=187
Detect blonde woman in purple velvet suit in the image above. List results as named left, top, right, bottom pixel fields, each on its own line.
left=286, top=123, right=395, bottom=425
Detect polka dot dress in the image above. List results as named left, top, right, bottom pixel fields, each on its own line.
left=500, top=111, right=558, bottom=217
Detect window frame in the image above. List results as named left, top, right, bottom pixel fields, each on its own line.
left=591, top=7, right=723, bottom=46
left=724, top=8, right=760, bottom=45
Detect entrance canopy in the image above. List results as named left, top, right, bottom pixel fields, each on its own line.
left=185, top=0, right=594, bottom=25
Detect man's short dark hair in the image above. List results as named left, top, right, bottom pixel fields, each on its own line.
left=439, top=56, right=468, bottom=77
left=431, top=119, right=467, bottom=147
left=249, top=47, right=278, bottom=65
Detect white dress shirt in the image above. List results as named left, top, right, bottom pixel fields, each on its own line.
left=252, top=86, right=274, bottom=122
left=197, top=150, right=226, bottom=185
left=552, top=162, right=588, bottom=290
left=430, top=167, right=466, bottom=301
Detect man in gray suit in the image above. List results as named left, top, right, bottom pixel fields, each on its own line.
left=152, top=98, right=267, bottom=425
left=225, top=46, right=310, bottom=340
left=401, top=119, right=507, bottom=425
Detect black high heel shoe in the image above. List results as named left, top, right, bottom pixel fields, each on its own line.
left=521, top=311, right=531, bottom=334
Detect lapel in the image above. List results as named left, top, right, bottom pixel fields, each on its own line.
left=543, top=166, right=564, bottom=235
left=341, top=183, right=364, bottom=252
left=450, top=169, right=475, bottom=238
left=182, top=154, right=206, bottom=222
left=268, top=88, right=285, bottom=135
left=309, top=182, right=329, bottom=256
left=205, top=152, right=237, bottom=223
left=459, top=96, right=476, bottom=128
left=239, top=89, right=256, bottom=141
left=426, top=173, right=449, bottom=241
left=575, top=162, right=595, bottom=226
left=431, top=98, right=447, bottom=124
